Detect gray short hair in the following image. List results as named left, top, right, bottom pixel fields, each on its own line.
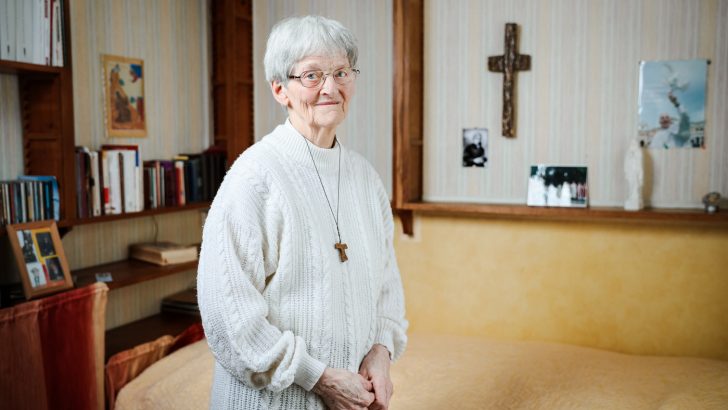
left=264, top=15, right=358, bottom=84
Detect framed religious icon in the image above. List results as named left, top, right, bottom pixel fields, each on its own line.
left=7, top=221, right=73, bottom=300
left=102, top=54, right=147, bottom=137
left=638, top=59, right=708, bottom=149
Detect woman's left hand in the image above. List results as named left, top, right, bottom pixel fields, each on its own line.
left=358, top=344, right=393, bottom=410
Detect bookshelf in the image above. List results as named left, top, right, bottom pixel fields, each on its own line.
left=1, top=3, right=75, bottom=227
left=0, top=0, right=252, bottom=360
left=1, top=0, right=255, bottom=236
left=96, top=0, right=256, bottom=358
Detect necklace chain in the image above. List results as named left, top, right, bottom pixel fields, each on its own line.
left=302, top=136, right=342, bottom=243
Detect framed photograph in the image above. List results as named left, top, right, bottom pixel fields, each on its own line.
left=6, top=221, right=73, bottom=300
left=527, top=165, right=588, bottom=208
left=102, top=54, right=147, bottom=138
left=462, top=128, right=488, bottom=167
left=638, top=59, right=707, bottom=149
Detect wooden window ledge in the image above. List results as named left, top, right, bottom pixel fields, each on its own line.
left=394, top=201, right=728, bottom=235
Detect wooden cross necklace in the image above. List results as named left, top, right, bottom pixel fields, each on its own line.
left=303, top=136, right=348, bottom=262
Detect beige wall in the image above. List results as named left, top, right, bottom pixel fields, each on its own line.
left=70, top=0, right=211, bottom=155
left=394, top=215, right=728, bottom=361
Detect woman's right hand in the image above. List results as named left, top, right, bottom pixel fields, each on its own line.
left=312, top=367, right=375, bottom=410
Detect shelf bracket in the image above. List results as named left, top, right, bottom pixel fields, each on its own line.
left=397, top=209, right=415, bottom=236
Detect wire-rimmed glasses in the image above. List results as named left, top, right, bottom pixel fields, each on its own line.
left=288, top=67, right=360, bottom=88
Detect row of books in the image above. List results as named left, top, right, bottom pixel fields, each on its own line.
left=75, top=145, right=227, bottom=219
left=0, top=176, right=60, bottom=227
left=0, top=0, right=64, bottom=66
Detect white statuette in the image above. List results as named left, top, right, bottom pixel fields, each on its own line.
left=624, top=139, right=644, bottom=211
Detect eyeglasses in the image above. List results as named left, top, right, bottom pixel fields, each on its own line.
left=288, top=67, right=360, bottom=88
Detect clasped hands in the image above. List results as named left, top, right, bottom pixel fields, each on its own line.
left=312, top=344, right=392, bottom=410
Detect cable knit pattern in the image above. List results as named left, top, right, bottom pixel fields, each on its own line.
left=197, top=120, right=408, bottom=409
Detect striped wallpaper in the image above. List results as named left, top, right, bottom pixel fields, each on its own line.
left=70, top=0, right=211, bottom=157
left=2, top=0, right=212, bottom=187
left=0, top=74, right=23, bottom=180
left=253, top=0, right=394, bottom=196
left=424, top=0, right=727, bottom=208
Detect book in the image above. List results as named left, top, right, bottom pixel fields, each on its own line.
left=20, top=0, right=33, bottom=63
left=51, top=0, right=63, bottom=67
left=159, top=160, right=176, bottom=207
left=75, top=147, right=90, bottom=218
left=1, top=0, right=16, bottom=61
left=179, top=154, right=203, bottom=202
left=161, top=288, right=200, bottom=316
left=102, top=144, right=143, bottom=212
left=174, top=160, right=186, bottom=206
left=129, top=242, right=198, bottom=266
left=101, top=149, right=123, bottom=215
left=89, top=151, right=101, bottom=216
left=17, top=175, right=59, bottom=221
left=0, top=0, right=5, bottom=60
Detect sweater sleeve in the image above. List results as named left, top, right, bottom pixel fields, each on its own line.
left=372, top=180, right=409, bottom=362
left=197, top=173, right=326, bottom=392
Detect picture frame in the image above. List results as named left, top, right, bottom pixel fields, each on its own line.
left=462, top=128, right=488, bottom=167
left=102, top=54, right=147, bottom=138
left=637, top=59, right=707, bottom=149
left=6, top=221, right=73, bottom=300
left=527, top=165, right=589, bottom=208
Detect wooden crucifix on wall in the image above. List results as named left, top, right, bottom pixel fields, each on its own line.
left=488, top=23, right=531, bottom=138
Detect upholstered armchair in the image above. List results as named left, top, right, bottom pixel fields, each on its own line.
left=0, top=283, right=108, bottom=410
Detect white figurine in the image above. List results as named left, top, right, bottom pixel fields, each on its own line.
left=624, top=139, right=644, bottom=211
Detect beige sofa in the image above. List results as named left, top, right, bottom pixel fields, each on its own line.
left=115, top=331, right=728, bottom=409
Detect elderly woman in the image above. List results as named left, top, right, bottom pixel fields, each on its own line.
left=197, top=15, right=408, bottom=410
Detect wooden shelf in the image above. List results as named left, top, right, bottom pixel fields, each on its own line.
left=74, top=258, right=198, bottom=290
left=1, top=202, right=210, bottom=237
left=61, top=202, right=210, bottom=228
left=105, top=311, right=201, bottom=361
left=0, top=59, right=64, bottom=75
left=399, top=201, right=728, bottom=226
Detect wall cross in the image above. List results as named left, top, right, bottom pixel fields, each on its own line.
left=488, top=23, right=531, bottom=138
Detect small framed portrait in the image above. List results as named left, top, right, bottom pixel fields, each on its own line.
left=527, top=165, right=588, bottom=208
left=462, top=128, right=488, bottom=167
left=102, top=54, right=147, bottom=138
left=6, top=221, right=73, bottom=300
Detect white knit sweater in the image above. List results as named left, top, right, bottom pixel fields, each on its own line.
left=197, top=120, right=408, bottom=409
